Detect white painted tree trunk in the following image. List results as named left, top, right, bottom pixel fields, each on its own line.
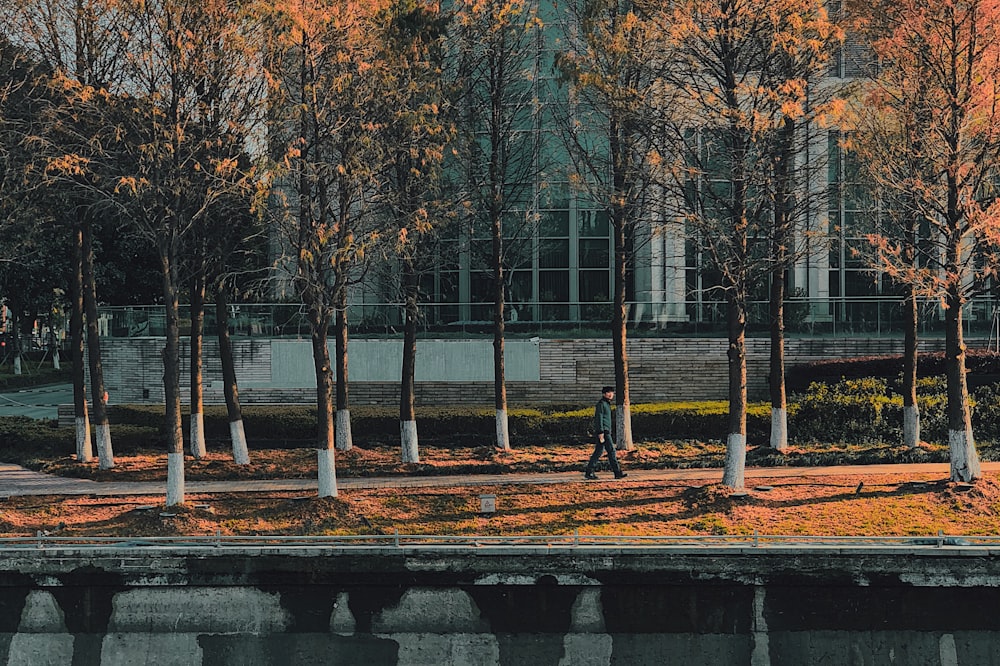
left=722, top=433, right=746, bottom=489
left=190, top=412, right=206, bottom=459
left=95, top=423, right=114, bottom=470
left=52, top=348, right=60, bottom=370
left=948, top=429, right=981, bottom=482
left=317, top=448, right=338, bottom=498
left=770, top=408, right=788, bottom=451
left=230, top=419, right=250, bottom=465
left=13, top=354, right=20, bottom=375
left=336, top=410, right=353, bottom=452
left=76, top=417, right=93, bottom=462
left=903, top=405, right=920, bottom=449
left=166, top=452, right=185, bottom=506
left=401, top=420, right=419, bottom=463
left=495, top=409, right=510, bottom=450
left=615, top=402, right=633, bottom=451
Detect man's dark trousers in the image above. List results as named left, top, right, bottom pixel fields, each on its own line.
left=586, top=431, right=622, bottom=476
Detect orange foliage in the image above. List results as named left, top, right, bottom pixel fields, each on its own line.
left=851, top=0, right=1000, bottom=300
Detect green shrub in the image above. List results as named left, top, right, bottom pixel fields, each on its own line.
left=99, top=401, right=765, bottom=446
left=240, top=406, right=321, bottom=441
left=785, top=373, right=1000, bottom=446
left=790, top=378, right=898, bottom=444
left=972, top=383, right=1000, bottom=442
left=107, top=425, right=165, bottom=451
left=74, top=377, right=1000, bottom=450
left=0, top=416, right=65, bottom=445
left=0, top=417, right=74, bottom=461
left=108, top=405, right=165, bottom=430
left=913, top=377, right=949, bottom=444
left=0, top=366, right=71, bottom=392
left=786, top=357, right=904, bottom=393
left=786, top=350, right=1000, bottom=394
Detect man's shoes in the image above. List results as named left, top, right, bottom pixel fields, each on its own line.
left=584, top=471, right=598, bottom=480
left=614, top=472, right=628, bottom=479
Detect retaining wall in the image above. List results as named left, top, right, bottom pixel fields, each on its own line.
left=2, top=546, right=999, bottom=665
left=94, top=336, right=972, bottom=407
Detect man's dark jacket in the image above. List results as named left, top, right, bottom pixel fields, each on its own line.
left=593, top=397, right=613, bottom=435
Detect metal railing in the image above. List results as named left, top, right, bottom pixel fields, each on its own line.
left=0, top=531, right=992, bottom=553
left=96, top=295, right=1000, bottom=340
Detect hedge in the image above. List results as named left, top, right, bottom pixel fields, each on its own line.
left=2, top=368, right=998, bottom=456
left=786, top=349, right=1000, bottom=394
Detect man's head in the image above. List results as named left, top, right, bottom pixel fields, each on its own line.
left=602, top=386, right=615, bottom=399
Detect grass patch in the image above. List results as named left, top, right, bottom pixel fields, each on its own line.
left=0, top=364, right=70, bottom=391
left=3, top=473, right=1000, bottom=538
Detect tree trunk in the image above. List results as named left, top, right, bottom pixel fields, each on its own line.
left=944, top=281, right=980, bottom=482
left=81, top=217, right=113, bottom=469
left=722, top=290, right=748, bottom=489
left=70, top=221, right=92, bottom=462
left=768, top=268, right=787, bottom=451
left=611, top=204, right=633, bottom=452
left=11, top=322, right=20, bottom=376
left=215, top=284, right=250, bottom=464
left=769, top=116, right=794, bottom=451
left=492, top=210, right=510, bottom=451
left=902, top=213, right=920, bottom=449
left=607, top=114, right=634, bottom=452
left=308, top=303, right=337, bottom=497
left=335, top=285, right=353, bottom=452
left=161, top=249, right=185, bottom=506
left=902, top=284, right=920, bottom=448
left=768, top=263, right=788, bottom=451
left=400, top=258, right=419, bottom=463
left=189, top=274, right=207, bottom=459
left=722, top=110, right=749, bottom=489
left=50, top=327, right=60, bottom=370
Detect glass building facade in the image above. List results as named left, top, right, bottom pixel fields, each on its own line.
left=263, top=0, right=999, bottom=340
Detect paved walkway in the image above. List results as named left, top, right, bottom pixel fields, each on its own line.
left=0, top=383, right=72, bottom=420
left=3, top=461, right=999, bottom=498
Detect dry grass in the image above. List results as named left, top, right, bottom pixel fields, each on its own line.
left=3, top=472, right=1000, bottom=539
left=4, top=436, right=993, bottom=540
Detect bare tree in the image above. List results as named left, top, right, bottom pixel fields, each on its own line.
left=848, top=0, right=1000, bottom=480
left=653, top=0, right=842, bottom=487
left=265, top=0, right=387, bottom=495
left=7, top=0, right=131, bottom=469
left=451, top=0, right=542, bottom=450
left=555, top=0, right=671, bottom=452
left=202, top=194, right=266, bottom=466
left=765, top=14, right=843, bottom=450
left=112, top=0, right=265, bottom=504
left=213, top=277, right=251, bottom=464
left=376, top=0, right=452, bottom=464
left=189, top=258, right=208, bottom=459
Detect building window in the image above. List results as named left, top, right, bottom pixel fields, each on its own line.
left=829, top=130, right=881, bottom=330
left=539, top=271, right=569, bottom=320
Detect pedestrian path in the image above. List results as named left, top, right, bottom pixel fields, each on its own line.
left=2, top=461, right=998, bottom=498
left=0, top=383, right=72, bottom=420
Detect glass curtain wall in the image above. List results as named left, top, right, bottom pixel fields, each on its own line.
left=424, top=0, right=617, bottom=327
left=827, top=130, right=882, bottom=332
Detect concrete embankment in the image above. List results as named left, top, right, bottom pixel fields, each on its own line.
left=1, top=544, right=998, bottom=665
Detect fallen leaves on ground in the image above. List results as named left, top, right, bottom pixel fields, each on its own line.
left=3, top=472, right=999, bottom=539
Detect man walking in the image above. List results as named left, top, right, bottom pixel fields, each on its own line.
left=585, top=385, right=627, bottom=480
